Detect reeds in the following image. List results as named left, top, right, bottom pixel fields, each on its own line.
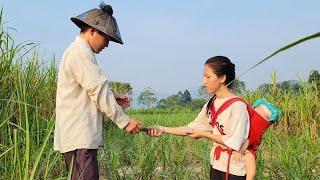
left=0, top=8, right=319, bottom=179
left=0, top=10, right=65, bottom=179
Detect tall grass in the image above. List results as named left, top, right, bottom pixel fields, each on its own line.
left=0, top=9, right=319, bottom=180
left=99, top=82, right=319, bottom=179
left=0, top=10, right=66, bottom=179
left=242, top=74, right=320, bottom=179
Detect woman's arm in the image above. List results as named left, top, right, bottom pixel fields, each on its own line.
left=149, top=102, right=212, bottom=137
left=161, top=126, right=192, bottom=136
left=186, top=130, right=226, bottom=145
left=148, top=126, right=191, bottom=136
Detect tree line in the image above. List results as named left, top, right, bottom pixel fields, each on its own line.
left=110, top=70, right=320, bottom=109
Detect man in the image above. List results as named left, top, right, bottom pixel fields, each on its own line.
left=54, top=2, right=140, bottom=179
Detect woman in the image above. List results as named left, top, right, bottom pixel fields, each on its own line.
left=149, top=56, right=249, bottom=179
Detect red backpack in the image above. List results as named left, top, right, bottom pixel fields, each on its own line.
left=209, top=97, right=273, bottom=180
left=210, top=97, right=273, bottom=153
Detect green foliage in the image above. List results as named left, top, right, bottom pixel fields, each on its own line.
left=137, top=87, right=158, bottom=108
left=181, top=90, right=192, bottom=105
left=257, top=81, right=302, bottom=94
left=197, top=86, right=212, bottom=100
left=186, top=98, right=207, bottom=110
left=158, top=94, right=180, bottom=108
left=231, top=79, right=247, bottom=95
left=308, top=69, right=320, bottom=88
left=109, top=81, right=133, bottom=95
left=0, top=11, right=65, bottom=179
left=101, top=83, right=320, bottom=179
left=255, top=131, right=320, bottom=179
left=100, top=110, right=210, bottom=179
left=1, top=9, right=320, bottom=180
left=197, top=79, right=246, bottom=99
left=157, top=89, right=193, bottom=109
left=257, top=73, right=302, bottom=94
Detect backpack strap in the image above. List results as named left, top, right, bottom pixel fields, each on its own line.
left=210, top=97, right=247, bottom=128
left=210, top=97, right=248, bottom=180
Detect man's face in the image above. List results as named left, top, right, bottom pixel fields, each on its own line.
left=89, top=29, right=110, bottom=54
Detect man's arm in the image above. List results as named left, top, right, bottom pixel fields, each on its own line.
left=69, top=52, right=134, bottom=130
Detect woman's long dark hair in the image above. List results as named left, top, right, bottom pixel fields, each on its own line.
left=205, top=56, right=235, bottom=113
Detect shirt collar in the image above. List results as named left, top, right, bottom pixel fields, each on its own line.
left=74, top=36, right=94, bottom=54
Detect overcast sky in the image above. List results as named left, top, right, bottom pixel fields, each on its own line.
left=3, top=0, right=320, bottom=97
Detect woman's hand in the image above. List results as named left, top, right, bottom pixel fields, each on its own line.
left=147, top=126, right=163, bottom=137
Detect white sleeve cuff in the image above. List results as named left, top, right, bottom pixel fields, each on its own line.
left=222, top=135, right=241, bottom=151
left=114, top=114, right=130, bottom=129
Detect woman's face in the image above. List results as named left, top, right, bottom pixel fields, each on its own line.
left=202, top=64, right=225, bottom=94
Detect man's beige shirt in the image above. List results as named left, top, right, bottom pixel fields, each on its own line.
left=54, top=36, right=129, bottom=153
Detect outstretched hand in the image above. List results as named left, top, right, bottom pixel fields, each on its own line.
left=114, top=93, right=132, bottom=109
left=147, top=126, right=163, bottom=137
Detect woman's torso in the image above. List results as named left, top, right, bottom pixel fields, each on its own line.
left=210, top=96, right=250, bottom=176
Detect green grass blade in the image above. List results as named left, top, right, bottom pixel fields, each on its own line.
left=238, top=32, right=320, bottom=79
left=23, top=103, right=30, bottom=180
left=0, top=144, right=15, bottom=159
left=29, top=116, right=55, bottom=180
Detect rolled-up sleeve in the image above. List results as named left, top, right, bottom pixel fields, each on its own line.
left=70, top=51, right=129, bottom=129
left=221, top=102, right=249, bottom=151
left=187, top=103, right=213, bottom=132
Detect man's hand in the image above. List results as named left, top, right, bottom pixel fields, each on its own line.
left=114, top=93, right=132, bottom=109
left=125, top=119, right=141, bottom=134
